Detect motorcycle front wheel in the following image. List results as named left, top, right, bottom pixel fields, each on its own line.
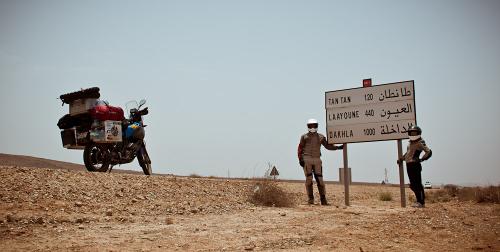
left=137, top=148, right=152, bottom=175
left=83, top=144, right=110, bottom=172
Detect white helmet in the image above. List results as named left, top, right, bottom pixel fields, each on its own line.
left=307, top=118, right=318, bottom=125
left=307, top=119, right=318, bottom=133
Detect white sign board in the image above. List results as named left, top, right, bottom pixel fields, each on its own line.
left=325, top=81, right=416, bottom=144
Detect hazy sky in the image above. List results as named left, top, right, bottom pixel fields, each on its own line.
left=1, top=0, right=499, bottom=185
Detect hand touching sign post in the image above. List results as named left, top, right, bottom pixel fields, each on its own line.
left=325, top=80, right=416, bottom=207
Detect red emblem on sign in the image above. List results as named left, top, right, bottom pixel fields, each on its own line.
left=363, top=79, right=372, bottom=87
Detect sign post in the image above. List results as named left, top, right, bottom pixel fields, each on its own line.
left=325, top=80, right=416, bottom=207
left=397, top=140, right=406, bottom=207
left=343, top=143, right=349, bottom=206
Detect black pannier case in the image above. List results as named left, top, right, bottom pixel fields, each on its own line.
left=60, top=128, right=88, bottom=149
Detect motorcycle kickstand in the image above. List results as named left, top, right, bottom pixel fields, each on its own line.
left=108, top=152, right=122, bottom=173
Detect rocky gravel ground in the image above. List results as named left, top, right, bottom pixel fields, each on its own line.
left=1, top=165, right=499, bottom=251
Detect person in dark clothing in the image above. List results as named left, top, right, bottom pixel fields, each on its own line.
left=298, top=119, right=343, bottom=205
left=398, top=125, right=432, bottom=208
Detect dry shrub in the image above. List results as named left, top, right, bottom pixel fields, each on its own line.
left=443, top=184, right=459, bottom=197
left=378, top=192, right=393, bottom=201
left=453, top=185, right=500, bottom=203
left=426, top=184, right=459, bottom=203
left=426, top=185, right=500, bottom=204
left=426, top=189, right=453, bottom=203
left=248, top=179, right=294, bottom=207
left=457, top=187, right=476, bottom=202
left=477, top=186, right=500, bottom=203
left=408, top=194, right=415, bottom=203
left=189, top=173, right=201, bottom=178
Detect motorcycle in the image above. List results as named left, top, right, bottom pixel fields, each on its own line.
left=58, top=88, right=152, bottom=175
left=83, top=99, right=152, bottom=175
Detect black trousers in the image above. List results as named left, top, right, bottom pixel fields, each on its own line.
left=406, top=162, right=425, bottom=205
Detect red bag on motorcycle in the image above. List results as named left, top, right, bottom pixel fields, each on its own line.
left=90, top=103, right=125, bottom=121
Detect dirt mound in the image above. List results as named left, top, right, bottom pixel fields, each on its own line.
left=0, top=153, right=144, bottom=175
left=0, top=166, right=256, bottom=219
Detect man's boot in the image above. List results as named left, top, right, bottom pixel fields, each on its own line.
left=308, top=197, right=314, bottom=205
left=320, top=195, right=330, bottom=206
left=306, top=183, right=314, bottom=204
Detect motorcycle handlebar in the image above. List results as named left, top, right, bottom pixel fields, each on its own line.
left=130, top=107, right=148, bottom=120
left=137, top=107, right=149, bottom=116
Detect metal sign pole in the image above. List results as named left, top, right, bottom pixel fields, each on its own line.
left=343, top=143, right=350, bottom=206
left=397, top=139, right=406, bottom=207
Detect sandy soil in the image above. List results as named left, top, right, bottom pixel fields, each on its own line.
left=1, top=165, right=499, bottom=251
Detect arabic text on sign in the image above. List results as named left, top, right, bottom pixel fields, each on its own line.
left=378, top=87, right=412, bottom=102
left=380, top=103, right=413, bottom=119
left=380, top=122, right=415, bottom=135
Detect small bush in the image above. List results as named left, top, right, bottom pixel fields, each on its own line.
left=426, top=185, right=500, bottom=204
left=426, top=189, right=453, bottom=203
left=378, top=192, right=393, bottom=201
left=248, top=179, right=294, bottom=207
left=457, top=187, right=476, bottom=202
left=408, top=194, right=415, bottom=203
left=473, top=186, right=500, bottom=203
left=443, top=184, right=459, bottom=197
left=189, top=173, right=201, bottom=178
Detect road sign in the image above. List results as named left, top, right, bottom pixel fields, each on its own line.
left=270, top=166, right=279, bottom=176
left=325, top=80, right=416, bottom=144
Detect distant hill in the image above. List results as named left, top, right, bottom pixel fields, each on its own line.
left=0, top=153, right=143, bottom=174
left=0, top=153, right=85, bottom=171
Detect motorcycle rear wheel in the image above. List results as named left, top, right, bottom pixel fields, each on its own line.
left=83, top=144, right=109, bottom=172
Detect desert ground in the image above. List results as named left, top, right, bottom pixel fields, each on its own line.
left=0, top=156, right=499, bottom=251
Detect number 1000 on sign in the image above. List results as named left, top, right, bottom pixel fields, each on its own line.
left=363, top=128, right=376, bottom=136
